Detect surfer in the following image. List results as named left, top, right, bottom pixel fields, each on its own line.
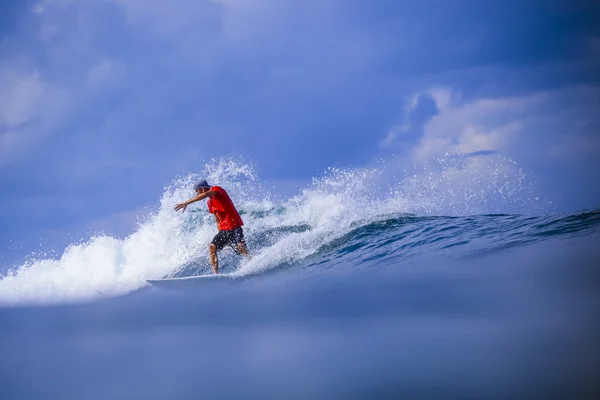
left=174, top=180, right=248, bottom=274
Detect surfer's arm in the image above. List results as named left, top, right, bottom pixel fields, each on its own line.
left=174, top=190, right=217, bottom=212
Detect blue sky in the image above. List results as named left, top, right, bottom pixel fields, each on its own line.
left=1, top=0, right=599, bottom=264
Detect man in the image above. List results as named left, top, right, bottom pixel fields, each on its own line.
left=174, top=179, right=248, bottom=274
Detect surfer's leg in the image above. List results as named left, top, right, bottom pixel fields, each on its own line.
left=210, top=231, right=228, bottom=274
left=234, top=227, right=249, bottom=256
left=209, top=243, right=219, bottom=274
left=237, top=241, right=248, bottom=256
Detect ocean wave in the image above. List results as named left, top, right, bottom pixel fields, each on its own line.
left=1, top=157, right=587, bottom=305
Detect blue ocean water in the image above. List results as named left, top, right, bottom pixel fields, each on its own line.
left=1, top=160, right=599, bottom=399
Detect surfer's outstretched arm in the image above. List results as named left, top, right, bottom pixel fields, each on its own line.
left=174, top=190, right=217, bottom=212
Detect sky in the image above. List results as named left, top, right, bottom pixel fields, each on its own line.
left=1, top=0, right=599, bottom=265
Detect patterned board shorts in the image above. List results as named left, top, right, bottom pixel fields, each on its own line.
left=211, top=226, right=245, bottom=251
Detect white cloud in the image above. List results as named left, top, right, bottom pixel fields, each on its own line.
left=0, top=70, right=44, bottom=128
left=0, top=66, right=72, bottom=165
left=378, top=84, right=599, bottom=212
left=86, top=59, right=123, bottom=94
left=109, top=0, right=225, bottom=35
left=379, top=123, right=410, bottom=148
left=456, top=122, right=520, bottom=154
left=428, top=87, right=452, bottom=111
left=413, top=96, right=514, bottom=161
left=380, top=129, right=398, bottom=148
left=0, top=131, right=26, bottom=165
left=379, top=91, right=435, bottom=149
left=32, top=3, right=45, bottom=15
left=404, top=85, right=600, bottom=162
left=0, top=69, right=45, bottom=165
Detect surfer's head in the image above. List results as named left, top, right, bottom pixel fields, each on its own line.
left=194, top=179, right=211, bottom=194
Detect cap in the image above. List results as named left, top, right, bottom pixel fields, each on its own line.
left=193, top=179, right=211, bottom=190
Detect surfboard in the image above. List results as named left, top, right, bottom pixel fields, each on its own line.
left=146, top=273, right=232, bottom=289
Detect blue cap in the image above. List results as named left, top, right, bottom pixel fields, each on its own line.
left=193, top=179, right=211, bottom=190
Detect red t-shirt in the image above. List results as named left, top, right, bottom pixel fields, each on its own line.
left=207, top=186, right=244, bottom=231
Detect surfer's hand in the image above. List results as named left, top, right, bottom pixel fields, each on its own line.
left=174, top=203, right=188, bottom=213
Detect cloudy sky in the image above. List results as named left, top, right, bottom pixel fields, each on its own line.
left=1, top=0, right=599, bottom=264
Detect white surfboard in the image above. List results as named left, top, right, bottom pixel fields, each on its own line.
left=147, top=273, right=232, bottom=289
